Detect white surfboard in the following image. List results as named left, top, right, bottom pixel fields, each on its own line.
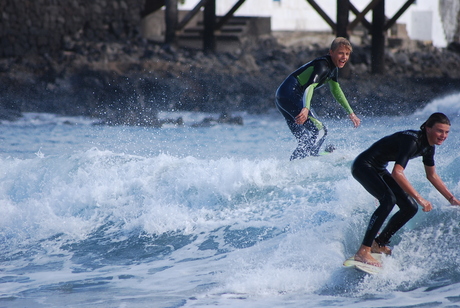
left=343, top=253, right=382, bottom=275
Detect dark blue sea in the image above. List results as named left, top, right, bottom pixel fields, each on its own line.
left=1, top=93, right=460, bottom=307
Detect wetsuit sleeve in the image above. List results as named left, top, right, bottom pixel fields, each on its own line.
left=328, top=80, right=353, bottom=114
left=422, top=146, right=435, bottom=166
left=394, top=135, right=419, bottom=168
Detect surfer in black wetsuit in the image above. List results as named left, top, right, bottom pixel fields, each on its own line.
left=275, top=37, right=361, bottom=160
left=352, top=112, right=460, bottom=266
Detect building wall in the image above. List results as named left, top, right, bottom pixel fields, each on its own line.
left=0, top=0, right=144, bottom=58
left=180, top=0, right=448, bottom=47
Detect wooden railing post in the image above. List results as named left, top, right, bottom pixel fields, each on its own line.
left=336, top=0, right=349, bottom=38
left=203, top=0, right=216, bottom=53
left=371, top=0, right=385, bottom=74
left=165, top=0, right=178, bottom=45
left=337, top=0, right=351, bottom=78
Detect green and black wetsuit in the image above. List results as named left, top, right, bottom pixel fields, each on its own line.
left=275, top=54, right=353, bottom=160
left=351, top=130, right=435, bottom=248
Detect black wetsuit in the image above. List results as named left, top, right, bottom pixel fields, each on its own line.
left=351, top=130, right=435, bottom=247
left=275, top=54, right=353, bottom=160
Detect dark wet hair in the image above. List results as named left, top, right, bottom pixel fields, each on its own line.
left=420, top=112, right=451, bottom=131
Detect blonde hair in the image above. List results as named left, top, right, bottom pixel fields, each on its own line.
left=330, top=37, right=353, bottom=53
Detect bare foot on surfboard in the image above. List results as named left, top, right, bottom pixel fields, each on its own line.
left=354, top=245, right=382, bottom=267
left=371, top=240, right=392, bottom=255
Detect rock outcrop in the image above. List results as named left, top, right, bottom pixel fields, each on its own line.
left=1, top=35, right=460, bottom=125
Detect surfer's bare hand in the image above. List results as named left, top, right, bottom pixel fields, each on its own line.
left=295, top=108, right=309, bottom=125
left=420, top=199, right=433, bottom=212
left=349, top=113, right=361, bottom=128
left=448, top=196, right=460, bottom=206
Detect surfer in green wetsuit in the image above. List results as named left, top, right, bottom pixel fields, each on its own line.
left=352, top=112, right=460, bottom=267
left=275, top=37, right=361, bottom=160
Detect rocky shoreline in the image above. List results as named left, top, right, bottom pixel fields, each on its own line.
left=1, top=35, right=460, bottom=125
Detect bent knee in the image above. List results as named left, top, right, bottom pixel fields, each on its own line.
left=406, top=199, right=419, bottom=217
left=380, top=192, right=397, bottom=208
left=397, top=197, right=418, bottom=218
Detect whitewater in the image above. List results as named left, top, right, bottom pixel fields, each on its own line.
left=1, top=93, right=460, bottom=308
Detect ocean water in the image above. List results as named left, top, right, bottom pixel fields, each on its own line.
left=1, top=93, right=460, bottom=308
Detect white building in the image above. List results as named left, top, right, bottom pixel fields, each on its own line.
left=179, top=0, right=447, bottom=47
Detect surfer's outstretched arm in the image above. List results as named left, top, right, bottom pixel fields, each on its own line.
left=392, top=164, right=432, bottom=212
left=328, top=80, right=361, bottom=128
left=424, top=165, right=460, bottom=206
